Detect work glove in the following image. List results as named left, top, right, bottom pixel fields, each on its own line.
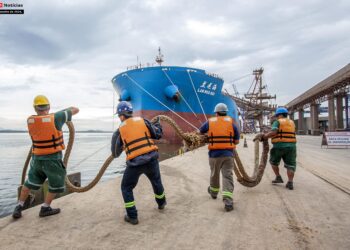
left=152, top=116, right=161, bottom=125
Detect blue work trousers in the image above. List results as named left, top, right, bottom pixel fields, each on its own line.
left=121, top=158, right=165, bottom=219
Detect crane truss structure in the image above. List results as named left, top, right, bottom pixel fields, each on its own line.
left=225, top=68, right=277, bottom=133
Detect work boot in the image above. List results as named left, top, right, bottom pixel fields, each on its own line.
left=207, top=186, right=217, bottom=199
left=158, top=200, right=167, bottom=210
left=286, top=181, right=294, bottom=190
left=124, top=215, right=139, bottom=225
left=272, top=175, right=284, bottom=184
left=12, top=205, right=23, bottom=219
left=39, top=206, right=60, bottom=217
left=224, top=199, right=234, bottom=212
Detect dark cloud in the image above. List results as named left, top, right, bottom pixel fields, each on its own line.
left=0, top=28, right=63, bottom=62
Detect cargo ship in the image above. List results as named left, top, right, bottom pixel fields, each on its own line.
left=111, top=50, right=239, bottom=143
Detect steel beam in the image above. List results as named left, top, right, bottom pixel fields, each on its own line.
left=328, top=95, right=336, bottom=131
left=336, top=95, right=344, bottom=130
left=310, top=103, right=320, bottom=135
left=286, top=64, right=350, bottom=111
left=297, top=108, right=305, bottom=134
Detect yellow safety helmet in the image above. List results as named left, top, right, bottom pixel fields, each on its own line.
left=33, top=95, right=50, bottom=107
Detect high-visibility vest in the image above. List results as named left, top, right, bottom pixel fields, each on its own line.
left=119, top=117, right=158, bottom=160
left=207, top=116, right=235, bottom=150
left=27, top=114, right=65, bottom=155
left=271, top=118, right=296, bottom=143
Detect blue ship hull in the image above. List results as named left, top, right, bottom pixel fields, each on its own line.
left=112, top=66, right=238, bottom=142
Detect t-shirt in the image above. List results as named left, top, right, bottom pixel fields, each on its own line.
left=271, top=120, right=296, bottom=149
left=32, top=109, right=72, bottom=160
left=199, top=119, right=240, bottom=158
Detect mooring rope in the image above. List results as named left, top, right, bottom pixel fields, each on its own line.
left=187, top=70, right=208, bottom=122
left=162, top=68, right=202, bottom=124
left=124, top=73, right=199, bottom=130
left=21, top=117, right=269, bottom=193
left=233, top=138, right=269, bottom=187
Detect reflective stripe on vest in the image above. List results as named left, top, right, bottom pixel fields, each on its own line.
left=119, top=117, right=158, bottom=160
left=207, top=116, right=235, bottom=150
left=27, top=114, right=65, bottom=155
left=271, top=118, right=297, bottom=143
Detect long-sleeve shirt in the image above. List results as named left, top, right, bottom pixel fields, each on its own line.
left=111, top=118, right=163, bottom=167
left=199, top=120, right=240, bottom=158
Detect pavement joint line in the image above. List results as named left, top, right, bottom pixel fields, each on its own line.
left=302, top=168, right=350, bottom=196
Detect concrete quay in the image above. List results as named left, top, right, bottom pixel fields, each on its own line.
left=0, top=135, right=349, bottom=250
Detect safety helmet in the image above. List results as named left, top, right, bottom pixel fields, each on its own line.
left=33, top=95, right=50, bottom=111
left=116, top=101, right=133, bottom=116
left=275, top=107, right=288, bottom=116
left=214, top=103, right=228, bottom=113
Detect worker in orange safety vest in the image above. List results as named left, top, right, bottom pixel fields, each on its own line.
left=12, top=95, right=79, bottom=219
left=111, top=101, right=166, bottom=225
left=260, top=107, right=297, bottom=190
left=199, top=103, right=240, bottom=211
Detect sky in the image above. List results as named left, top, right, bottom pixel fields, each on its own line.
left=0, top=0, right=349, bottom=131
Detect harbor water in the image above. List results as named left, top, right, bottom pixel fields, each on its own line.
left=0, top=133, right=181, bottom=218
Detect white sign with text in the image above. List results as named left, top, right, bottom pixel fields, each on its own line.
left=324, top=132, right=350, bottom=146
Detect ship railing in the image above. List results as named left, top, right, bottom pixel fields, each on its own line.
left=206, top=71, right=223, bottom=80
left=126, top=63, right=157, bottom=70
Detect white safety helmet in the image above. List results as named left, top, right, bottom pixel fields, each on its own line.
left=214, top=103, right=228, bottom=113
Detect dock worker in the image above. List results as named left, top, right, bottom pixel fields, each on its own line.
left=199, top=103, right=240, bottom=212
left=12, top=95, right=79, bottom=219
left=260, top=107, right=297, bottom=190
left=111, top=101, right=166, bottom=225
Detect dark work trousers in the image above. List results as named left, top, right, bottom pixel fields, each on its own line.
left=121, top=158, right=166, bottom=219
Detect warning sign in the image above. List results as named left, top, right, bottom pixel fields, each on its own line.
left=322, top=132, right=350, bottom=147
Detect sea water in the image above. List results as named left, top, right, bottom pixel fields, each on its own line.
left=0, top=133, right=180, bottom=218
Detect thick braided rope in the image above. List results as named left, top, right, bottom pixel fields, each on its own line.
left=22, top=116, right=269, bottom=192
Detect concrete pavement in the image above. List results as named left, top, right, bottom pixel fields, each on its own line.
left=0, top=135, right=349, bottom=249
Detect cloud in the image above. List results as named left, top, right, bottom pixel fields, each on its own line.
left=0, top=0, right=349, bottom=130
left=186, top=19, right=240, bottom=39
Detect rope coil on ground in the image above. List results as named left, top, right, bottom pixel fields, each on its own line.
left=21, top=115, right=269, bottom=193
